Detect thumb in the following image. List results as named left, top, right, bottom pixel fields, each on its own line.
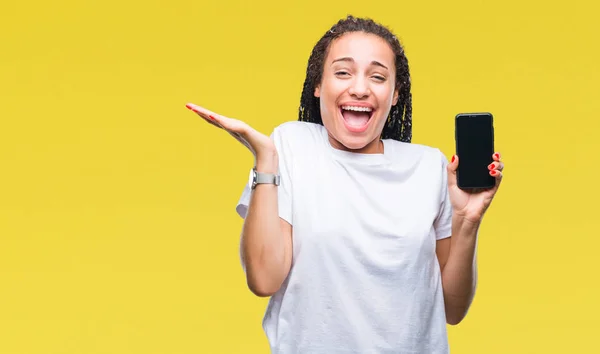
left=447, top=154, right=458, bottom=187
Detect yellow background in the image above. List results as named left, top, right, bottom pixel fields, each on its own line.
left=1, top=0, right=598, bottom=353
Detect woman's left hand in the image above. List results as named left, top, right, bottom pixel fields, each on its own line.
left=447, top=153, right=504, bottom=224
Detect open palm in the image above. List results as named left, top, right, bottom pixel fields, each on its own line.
left=185, top=102, right=275, bottom=159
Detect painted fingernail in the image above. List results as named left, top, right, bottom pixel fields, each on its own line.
left=451, top=155, right=456, bottom=163
left=488, top=163, right=495, bottom=170
left=494, top=153, right=500, bottom=159
left=186, top=104, right=200, bottom=113
left=186, top=103, right=199, bottom=111
left=490, top=170, right=497, bottom=175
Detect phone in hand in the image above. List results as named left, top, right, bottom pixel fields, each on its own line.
left=455, top=112, right=495, bottom=190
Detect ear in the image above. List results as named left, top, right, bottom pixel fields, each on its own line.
left=314, top=85, right=321, bottom=98
left=392, top=89, right=399, bottom=106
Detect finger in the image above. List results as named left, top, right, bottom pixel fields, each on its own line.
left=186, top=103, right=221, bottom=120
left=490, top=169, right=503, bottom=186
left=204, top=115, right=225, bottom=129
left=187, top=104, right=248, bottom=137
left=185, top=102, right=268, bottom=155
left=186, top=102, right=249, bottom=138
left=186, top=103, right=227, bottom=128
left=447, top=154, right=458, bottom=187
left=492, top=152, right=501, bottom=162
left=488, top=161, right=504, bottom=172
left=187, top=103, right=241, bottom=131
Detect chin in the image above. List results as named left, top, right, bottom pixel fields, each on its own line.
left=331, top=125, right=384, bottom=152
left=338, top=134, right=372, bottom=150
left=341, top=118, right=386, bottom=152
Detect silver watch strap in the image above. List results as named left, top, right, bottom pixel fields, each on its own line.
left=255, top=171, right=280, bottom=186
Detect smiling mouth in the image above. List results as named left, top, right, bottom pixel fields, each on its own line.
left=340, top=105, right=374, bottom=132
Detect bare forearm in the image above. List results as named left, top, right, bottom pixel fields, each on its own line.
left=240, top=154, right=291, bottom=296
left=441, top=215, right=480, bottom=324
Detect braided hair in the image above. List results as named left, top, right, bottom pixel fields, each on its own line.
left=298, top=15, right=412, bottom=143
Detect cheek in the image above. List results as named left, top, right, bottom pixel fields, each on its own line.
left=319, top=82, right=343, bottom=115
left=319, top=97, right=329, bottom=116
left=375, top=85, right=397, bottom=107
left=319, top=96, right=338, bottom=127
left=321, top=82, right=342, bottom=100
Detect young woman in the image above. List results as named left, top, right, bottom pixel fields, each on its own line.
left=187, top=15, right=504, bottom=354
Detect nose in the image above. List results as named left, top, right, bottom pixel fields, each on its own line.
left=348, top=76, right=370, bottom=98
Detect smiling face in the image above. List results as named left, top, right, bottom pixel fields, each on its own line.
left=314, top=31, right=399, bottom=154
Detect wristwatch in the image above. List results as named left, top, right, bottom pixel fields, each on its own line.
left=248, top=167, right=280, bottom=190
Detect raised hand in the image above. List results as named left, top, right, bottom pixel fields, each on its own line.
left=446, top=153, right=504, bottom=224
left=185, top=103, right=277, bottom=165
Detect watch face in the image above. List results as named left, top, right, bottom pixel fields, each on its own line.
left=248, top=169, right=256, bottom=189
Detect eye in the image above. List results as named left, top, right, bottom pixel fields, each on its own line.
left=335, top=71, right=350, bottom=77
left=372, top=75, right=386, bottom=82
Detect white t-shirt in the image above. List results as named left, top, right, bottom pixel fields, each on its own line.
left=236, top=121, right=453, bottom=354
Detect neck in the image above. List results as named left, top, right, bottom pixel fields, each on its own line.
left=328, top=135, right=384, bottom=154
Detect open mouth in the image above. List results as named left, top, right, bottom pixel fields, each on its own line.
left=340, top=105, right=374, bottom=133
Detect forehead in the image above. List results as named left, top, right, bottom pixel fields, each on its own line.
left=325, top=32, right=395, bottom=66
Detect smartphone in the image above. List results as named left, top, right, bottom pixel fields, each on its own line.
left=455, top=112, right=495, bottom=190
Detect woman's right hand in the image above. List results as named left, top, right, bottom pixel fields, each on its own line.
left=186, top=103, right=278, bottom=171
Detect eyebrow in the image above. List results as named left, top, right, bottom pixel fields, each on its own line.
left=331, top=57, right=389, bottom=70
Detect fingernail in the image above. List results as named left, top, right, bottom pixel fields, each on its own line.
left=451, top=155, right=456, bottom=163
left=209, top=115, right=216, bottom=120
left=494, top=153, right=500, bottom=159
left=490, top=170, right=497, bottom=175
left=186, top=103, right=200, bottom=113
left=488, top=163, right=495, bottom=170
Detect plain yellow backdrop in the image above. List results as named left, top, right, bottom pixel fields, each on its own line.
left=1, top=0, right=598, bottom=353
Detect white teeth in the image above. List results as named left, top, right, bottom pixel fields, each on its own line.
left=341, top=105, right=373, bottom=112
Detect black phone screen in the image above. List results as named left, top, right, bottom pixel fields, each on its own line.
left=455, top=113, right=495, bottom=189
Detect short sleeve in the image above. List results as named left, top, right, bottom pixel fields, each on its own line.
left=235, top=126, right=293, bottom=225
left=433, top=150, right=452, bottom=240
